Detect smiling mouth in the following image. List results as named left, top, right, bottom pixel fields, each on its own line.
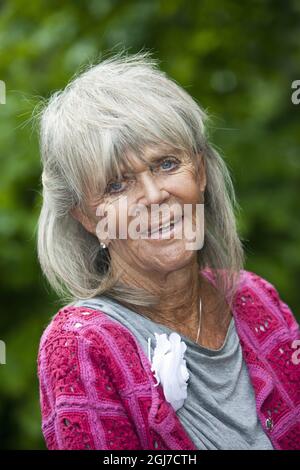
left=147, top=216, right=183, bottom=238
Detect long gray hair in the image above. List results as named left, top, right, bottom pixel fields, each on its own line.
left=36, top=49, right=245, bottom=310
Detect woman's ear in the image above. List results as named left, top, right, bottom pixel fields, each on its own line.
left=70, top=206, right=96, bottom=235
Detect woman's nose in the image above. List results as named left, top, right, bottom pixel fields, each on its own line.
left=138, top=172, right=169, bottom=206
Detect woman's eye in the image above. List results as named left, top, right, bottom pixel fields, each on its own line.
left=106, top=180, right=126, bottom=194
left=159, top=157, right=179, bottom=171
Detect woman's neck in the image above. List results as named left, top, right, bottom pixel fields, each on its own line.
left=111, top=255, right=230, bottom=345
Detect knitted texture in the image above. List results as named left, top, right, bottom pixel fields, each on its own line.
left=37, top=270, right=300, bottom=450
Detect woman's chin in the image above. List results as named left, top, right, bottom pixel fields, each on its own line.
left=141, top=242, right=195, bottom=272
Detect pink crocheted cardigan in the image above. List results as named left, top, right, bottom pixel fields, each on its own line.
left=37, top=270, right=300, bottom=450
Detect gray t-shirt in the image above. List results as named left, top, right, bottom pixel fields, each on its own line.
left=72, top=295, right=274, bottom=450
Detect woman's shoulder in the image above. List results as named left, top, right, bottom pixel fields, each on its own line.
left=38, top=305, right=104, bottom=355
left=37, top=303, right=150, bottom=387
left=235, top=269, right=299, bottom=333
left=39, top=302, right=143, bottom=352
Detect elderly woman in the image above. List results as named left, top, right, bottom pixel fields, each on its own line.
left=37, top=52, right=300, bottom=450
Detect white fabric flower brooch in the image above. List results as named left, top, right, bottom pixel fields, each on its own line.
left=147, top=332, right=190, bottom=412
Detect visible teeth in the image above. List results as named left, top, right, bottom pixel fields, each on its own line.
left=160, top=223, right=173, bottom=232
left=160, top=222, right=174, bottom=230
left=149, top=221, right=174, bottom=235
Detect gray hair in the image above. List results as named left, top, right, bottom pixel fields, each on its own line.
left=36, top=50, right=245, bottom=310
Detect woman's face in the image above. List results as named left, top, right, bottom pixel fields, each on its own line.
left=80, top=145, right=206, bottom=278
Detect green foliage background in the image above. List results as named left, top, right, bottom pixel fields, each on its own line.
left=0, top=0, right=299, bottom=449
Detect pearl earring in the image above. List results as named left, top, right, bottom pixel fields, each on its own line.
left=100, top=242, right=107, bottom=249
